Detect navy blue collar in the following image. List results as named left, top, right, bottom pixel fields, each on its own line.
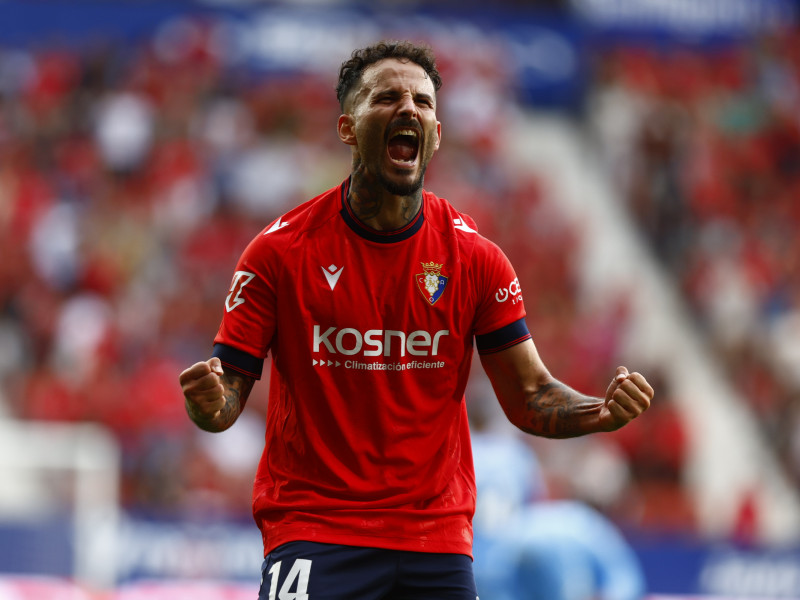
left=339, top=178, right=424, bottom=244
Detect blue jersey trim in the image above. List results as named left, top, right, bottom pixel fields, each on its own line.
left=212, top=343, right=264, bottom=380
left=339, top=178, right=424, bottom=243
left=476, top=318, right=531, bottom=355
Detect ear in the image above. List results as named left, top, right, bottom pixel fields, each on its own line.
left=338, top=114, right=357, bottom=146
left=433, top=121, right=441, bottom=152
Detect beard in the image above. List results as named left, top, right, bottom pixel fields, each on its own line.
left=378, top=162, right=428, bottom=197
left=377, top=126, right=436, bottom=197
left=350, top=121, right=438, bottom=200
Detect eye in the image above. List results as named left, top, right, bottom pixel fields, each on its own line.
left=374, top=93, right=397, bottom=105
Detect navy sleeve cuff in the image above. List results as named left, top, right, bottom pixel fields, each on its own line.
left=212, top=343, right=264, bottom=380
left=475, top=318, right=531, bottom=355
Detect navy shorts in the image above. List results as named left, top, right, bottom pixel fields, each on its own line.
left=258, top=541, right=478, bottom=600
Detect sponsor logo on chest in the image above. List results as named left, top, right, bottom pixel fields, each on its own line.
left=311, top=325, right=449, bottom=372
left=313, top=325, right=449, bottom=357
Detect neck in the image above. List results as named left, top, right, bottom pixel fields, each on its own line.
left=347, top=164, right=422, bottom=231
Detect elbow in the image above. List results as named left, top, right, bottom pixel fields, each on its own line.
left=500, top=385, right=596, bottom=439
left=498, top=393, right=547, bottom=437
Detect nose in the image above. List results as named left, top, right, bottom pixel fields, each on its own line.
left=397, top=93, right=418, bottom=118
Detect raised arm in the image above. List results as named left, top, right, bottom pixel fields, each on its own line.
left=179, top=357, right=255, bottom=433
left=479, top=339, right=652, bottom=438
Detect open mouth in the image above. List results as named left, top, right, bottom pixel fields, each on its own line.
left=387, top=129, right=420, bottom=166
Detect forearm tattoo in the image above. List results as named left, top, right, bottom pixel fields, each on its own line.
left=219, top=372, right=255, bottom=426
left=523, top=381, right=601, bottom=438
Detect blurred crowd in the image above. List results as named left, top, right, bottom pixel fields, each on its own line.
left=0, top=20, right=351, bottom=516
left=3, top=13, right=795, bottom=547
left=588, top=27, right=800, bottom=502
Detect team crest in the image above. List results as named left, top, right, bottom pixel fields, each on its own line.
left=416, top=261, right=448, bottom=305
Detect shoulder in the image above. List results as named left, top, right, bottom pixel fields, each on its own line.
left=246, top=182, right=343, bottom=258
left=423, top=189, right=503, bottom=261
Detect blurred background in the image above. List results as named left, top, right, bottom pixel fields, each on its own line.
left=0, top=0, right=799, bottom=598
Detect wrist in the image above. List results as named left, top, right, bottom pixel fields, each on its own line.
left=185, top=398, right=225, bottom=432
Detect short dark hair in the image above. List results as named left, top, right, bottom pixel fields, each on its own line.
left=336, top=40, right=442, bottom=111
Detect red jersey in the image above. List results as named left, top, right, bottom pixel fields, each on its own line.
left=213, top=179, right=530, bottom=558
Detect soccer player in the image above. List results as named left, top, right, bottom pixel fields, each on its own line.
left=179, top=40, right=653, bottom=600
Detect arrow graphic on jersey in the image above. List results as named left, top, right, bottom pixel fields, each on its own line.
left=264, top=216, right=289, bottom=235
left=322, top=264, right=344, bottom=290
left=453, top=218, right=476, bottom=233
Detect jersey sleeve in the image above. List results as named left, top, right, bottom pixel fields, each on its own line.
left=212, top=232, right=279, bottom=379
left=470, top=237, right=531, bottom=355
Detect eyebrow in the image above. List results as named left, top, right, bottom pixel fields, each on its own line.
left=372, top=89, right=435, bottom=104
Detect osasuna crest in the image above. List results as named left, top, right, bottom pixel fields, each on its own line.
left=416, top=261, right=448, bottom=305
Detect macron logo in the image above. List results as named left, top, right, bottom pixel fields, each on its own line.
left=322, top=264, right=344, bottom=290
left=263, top=216, right=289, bottom=235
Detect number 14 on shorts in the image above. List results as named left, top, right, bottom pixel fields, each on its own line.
left=262, top=554, right=480, bottom=600
left=266, top=559, right=312, bottom=600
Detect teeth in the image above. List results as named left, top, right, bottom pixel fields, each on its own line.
left=392, top=129, right=418, bottom=139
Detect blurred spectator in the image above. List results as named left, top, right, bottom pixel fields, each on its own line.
left=608, top=371, right=695, bottom=535
left=471, top=429, right=647, bottom=600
